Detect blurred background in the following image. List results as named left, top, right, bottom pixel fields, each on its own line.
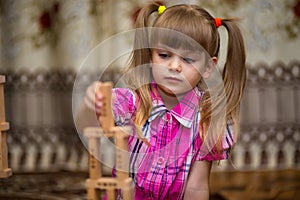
left=0, top=0, right=299, bottom=199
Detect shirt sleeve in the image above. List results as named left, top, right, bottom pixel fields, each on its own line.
left=196, top=121, right=236, bottom=162
left=112, top=88, right=136, bottom=126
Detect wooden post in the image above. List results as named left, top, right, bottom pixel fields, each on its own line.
left=85, top=82, right=133, bottom=200
left=115, top=131, right=130, bottom=182
left=0, top=75, right=12, bottom=178
left=98, top=82, right=114, bottom=130
left=98, top=82, right=115, bottom=200
left=87, top=136, right=102, bottom=200
left=115, top=127, right=132, bottom=200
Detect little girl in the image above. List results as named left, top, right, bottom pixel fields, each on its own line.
left=76, top=2, right=246, bottom=200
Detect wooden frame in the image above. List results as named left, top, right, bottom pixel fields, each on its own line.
left=84, top=82, right=133, bottom=200
left=0, top=75, right=12, bottom=178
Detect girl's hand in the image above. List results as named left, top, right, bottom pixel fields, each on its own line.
left=84, top=81, right=104, bottom=117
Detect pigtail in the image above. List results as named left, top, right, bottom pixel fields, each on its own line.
left=199, top=18, right=246, bottom=156
left=124, top=1, right=164, bottom=138
left=221, top=19, right=246, bottom=139
left=134, top=1, right=164, bottom=28
left=130, top=1, right=163, bottom=69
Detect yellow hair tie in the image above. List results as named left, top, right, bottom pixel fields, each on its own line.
left=158, top=5, right=166, bottom=15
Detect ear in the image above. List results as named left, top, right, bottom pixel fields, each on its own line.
left=202, top=57, right=218, bottom=79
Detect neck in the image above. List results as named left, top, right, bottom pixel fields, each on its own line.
left=157, top=86, right=184, bottom=110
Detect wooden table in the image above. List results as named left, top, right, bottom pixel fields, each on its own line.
left=210, top=169, right=300, bottom=200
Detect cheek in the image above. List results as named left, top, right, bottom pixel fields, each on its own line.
left=185, top=69, right=202, bottom=86
left=151, top=65, right=161, bottom=80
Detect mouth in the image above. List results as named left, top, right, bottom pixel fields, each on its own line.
left=165, top=76, right=182, bottom=82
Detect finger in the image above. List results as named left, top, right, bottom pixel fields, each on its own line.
left=94, top=81, right=102, bottom=94
left=95, top=107, right=102, bottom=116
left=84, top=96, right=95, bottom=111
left=85, top=81, right=102, bottom=110
left=95, top=92, right=103, bottom=101
left=86, top=84, right=96, bottom=102
left=95, top=101, right=103, bottom=109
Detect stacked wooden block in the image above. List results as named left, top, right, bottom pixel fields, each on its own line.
left=0, top=75, right=12, bottom=178
left=84, top=82, right=133, bottom=200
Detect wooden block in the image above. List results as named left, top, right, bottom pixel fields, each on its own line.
left=0, top=83, right=5, bottom=122
left=85, top=80, right=133, bottom=199
left=96, top=178, right=116, bottom=200
left=120, top=178, right=134, bottom=200
left=0, top=131, right=12, bottom=178
left=105, top=126, right=131, bottom=138
left=122, top=189, right=133, bottom=200
left=86, top=180, right=101, bottom=200
left=0, top=75, right=12, bottom=178
left=84, top=127, right=116, bottom=138
left=84, top=126, right=131, bottom=138
left=98, top=82, right=114, bottom=130
left=96, top=178, right=118, bottom=189
left=118, top=178, right=133, bottom=188
left=86, top=179, right=97, bottom=188
left=115, top=129, right=130, bottom=182
left=84, top=127, right=107, bottom=138
left=106, top=188, right=116, bottom=200
left=122, top=185, right=134, bottom=200
left=0, top=76, right=5, bottom=84
left=116, top=170, right=129, bottom=182
left=88, top=138, right=102, bottom=179
left=0, top=168, right=12, bottom=178
left=115, top=147, right=129, bottom=181
left=0, top=122, right=9, bottom=131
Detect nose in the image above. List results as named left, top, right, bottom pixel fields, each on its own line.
left=169, top=57, right=182, bottom=72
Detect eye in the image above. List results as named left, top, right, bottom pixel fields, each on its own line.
left=158, top=53, right=170, bottom=59
left=183, top=57, right=195, bottom=63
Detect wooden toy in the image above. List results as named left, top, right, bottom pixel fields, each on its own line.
left=84, top=82, right=133, bottom=200
left=0, top=75, right=12, bottom=178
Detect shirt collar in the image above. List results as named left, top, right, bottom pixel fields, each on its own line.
left=148, top=82, right=204, bottom=128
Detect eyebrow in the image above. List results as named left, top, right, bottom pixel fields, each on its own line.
left=154, top=44, right=203, bottom=58
left=152, top=44, right=202, bottom=55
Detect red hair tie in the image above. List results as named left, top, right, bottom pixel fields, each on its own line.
left=215, top=18, right=222, bottom=28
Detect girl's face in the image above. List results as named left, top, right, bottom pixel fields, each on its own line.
left=151, top=45, right=209, bottom=97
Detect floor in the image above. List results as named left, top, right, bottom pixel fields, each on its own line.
left=0, top=170, right=299, bottom=200
left=210, top=170, right=300, bottom=200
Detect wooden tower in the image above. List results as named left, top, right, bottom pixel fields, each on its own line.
left=0, top=75, right=12, bottom=178
left=84, top=82, right=133, bottom=200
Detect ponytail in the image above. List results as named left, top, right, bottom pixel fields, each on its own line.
left=222, top=19, right=246, bottom=130
left=124, top=1, right=165, bottom=137
left=200, top=18, right=246, bottom=153
left=134, top=1, right=163, bottom=28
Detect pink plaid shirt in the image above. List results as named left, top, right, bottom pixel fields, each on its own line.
left=112, top=82, right=234, bottom=199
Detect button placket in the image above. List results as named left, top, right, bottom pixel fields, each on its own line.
left=165, top=111, right=172, bottom=144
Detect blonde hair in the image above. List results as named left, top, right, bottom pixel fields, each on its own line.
left=124, top=2, right=246, bottom=152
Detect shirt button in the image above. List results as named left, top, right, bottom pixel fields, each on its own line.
left=166, top=112, right=171, bottom=121
left=157, top=157, right=164, bottom=165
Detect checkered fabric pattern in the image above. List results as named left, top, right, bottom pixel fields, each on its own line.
left=112, top=82, right=234, bottom=199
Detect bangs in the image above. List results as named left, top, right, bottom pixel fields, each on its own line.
left=150, top=5, right=217, bottom=56
left=150, top=27, right=203, bottom=52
